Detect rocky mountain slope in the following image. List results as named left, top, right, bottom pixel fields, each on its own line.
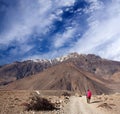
left=0, top=60, right=52, bottom=85
left=1, top=62, right=111, bottom=95
left=1, top=53, right=120, bottom=86
left=0, top=53, right=120, bottom=94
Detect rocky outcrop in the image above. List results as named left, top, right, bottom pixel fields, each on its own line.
left=0, top=60, right=52, bottom=85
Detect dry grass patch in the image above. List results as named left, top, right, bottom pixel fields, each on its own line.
left=26, top=95, right=58, bottom=111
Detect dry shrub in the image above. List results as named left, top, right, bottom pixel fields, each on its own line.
left=26, top=95, right=57, bottom=111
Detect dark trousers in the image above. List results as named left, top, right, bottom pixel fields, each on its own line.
left=87, top=97, right=91, bottom=103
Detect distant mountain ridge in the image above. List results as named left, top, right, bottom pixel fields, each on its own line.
left=0, top=62, right=112, bottom=95
left=0, top=52, right=120, bottom=88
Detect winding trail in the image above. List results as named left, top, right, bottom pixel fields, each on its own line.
left=63, top=96, right=107, bottom=114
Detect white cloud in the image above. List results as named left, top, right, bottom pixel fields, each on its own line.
left=0, top=0, right=75, bottom=45
left=71, top=0, right=120, bottom=61
left=21, top=0, right=120, bottom=62
left=98, top=38, right=120, bottom=59
left=21, top=0, right=120, bottom=61
left=9, top=44, right=34, bottom=56
left=55, top=0, right=75, bottom=7
left=2, top=0, right=120, bottom=63
left=53, top=27, right=76, bottom=48
left=85, top=0, right=104, bottom=13
left=55, top=9, right=63, bottom=16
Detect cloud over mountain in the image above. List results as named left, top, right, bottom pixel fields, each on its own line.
left=0, top=0, right=120, bottom=65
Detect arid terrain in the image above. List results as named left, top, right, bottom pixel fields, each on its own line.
left=0, top=53, right=120, bottom=114
left=0, top=62, right=113, bottom=95
left=0, top=90, right=120, bottom=114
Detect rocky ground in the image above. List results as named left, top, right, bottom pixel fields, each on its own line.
left=0, top=90, right=120, bottom=114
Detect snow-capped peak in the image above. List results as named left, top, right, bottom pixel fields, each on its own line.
left=31, top=59, right=49, bottom=63
left=53, top=53, right=80, bottom=62
left=30, top=53, right=80, bottom=64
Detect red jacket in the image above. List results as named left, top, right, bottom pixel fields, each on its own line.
left=87, top=90, right=92, bottom=98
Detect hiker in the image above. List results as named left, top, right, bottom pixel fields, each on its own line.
left=86, top=89, right=92, bottom=103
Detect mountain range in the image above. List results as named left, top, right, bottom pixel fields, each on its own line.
left=0, top=53, right=120, bottom=94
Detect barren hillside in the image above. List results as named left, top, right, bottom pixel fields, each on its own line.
left=1, top=62, right=112, bottom=95
left=1, top=53, right=120, bottom=86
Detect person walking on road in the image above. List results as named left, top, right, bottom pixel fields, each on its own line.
left=86, top=89, right=92, bottom=103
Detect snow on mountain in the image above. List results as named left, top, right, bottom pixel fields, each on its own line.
left=31, top=53, right=81, bottom=64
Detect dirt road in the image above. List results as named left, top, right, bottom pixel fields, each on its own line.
left=63, top=96, right=107, bottom=114
left=0, top=90, right=119, bottom=114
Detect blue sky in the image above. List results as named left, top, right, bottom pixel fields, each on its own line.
left=0, top=0, right=120, bottom=65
